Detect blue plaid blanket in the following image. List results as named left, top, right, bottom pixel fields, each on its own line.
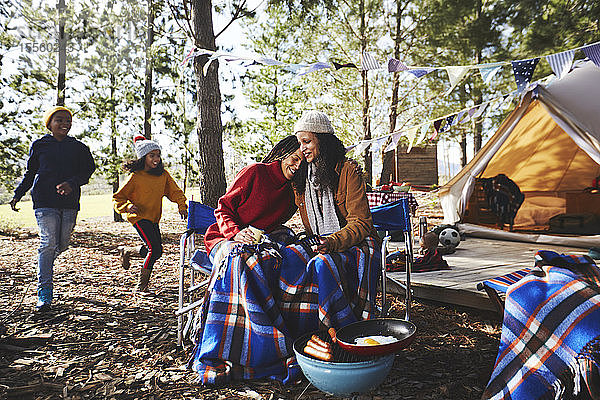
left=189, top=237, right=381, bottom=384
left=483, top=250, right=600, bottom=399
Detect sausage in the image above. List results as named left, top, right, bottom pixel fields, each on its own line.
left=303, top=344, right=332, bottom=361
left=307, top=338, right=330, bottom=353
left=310, top=335, right=331, bottom=350
left=328, top=327, right=337, bottom=343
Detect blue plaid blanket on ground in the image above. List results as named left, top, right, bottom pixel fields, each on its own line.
left=189, top=237, right=381, bottom=384
left=483, top=250, right=600, bottom=399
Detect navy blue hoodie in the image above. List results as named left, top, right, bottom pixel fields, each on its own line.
left=13, top=134, right=96, bottom=210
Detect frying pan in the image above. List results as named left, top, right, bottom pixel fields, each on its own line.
left=332, top=318, right=417, bottom=356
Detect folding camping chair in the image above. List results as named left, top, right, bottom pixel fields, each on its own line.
left=477, top=268, right=532, bottom=314
left=370, top=198, right=415, bottom=320
left=176, top=201, right=216, bottom=347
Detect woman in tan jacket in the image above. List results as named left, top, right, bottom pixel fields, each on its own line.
left=292, top=110, right=380, bottom=253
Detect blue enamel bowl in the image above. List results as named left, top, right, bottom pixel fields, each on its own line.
left=293, top=331, right=395, bottom=396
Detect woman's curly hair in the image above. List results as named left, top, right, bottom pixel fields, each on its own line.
left=292, top=132, right=346, bottom=194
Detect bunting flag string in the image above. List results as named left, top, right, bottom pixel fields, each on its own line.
left=348, top=87, right=521, bottom=155
left=186, top=41, right=599, bottom=93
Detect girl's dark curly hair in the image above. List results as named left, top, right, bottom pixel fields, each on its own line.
left=292, top=132, right=346, bottom=194
left=123, top=156, right=165, bottom=176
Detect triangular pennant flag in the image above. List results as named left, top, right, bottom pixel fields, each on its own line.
left=299, top=61, right=332, bottom=75
left=444, top=115, right=455, bottom=130
left=256, top=57, right=285, bottom=66
left=370, top=136, right=388, bottom=153
left=405, top=127, right=419, bottom=153
left=511, top=58, right=540, bottom=92
left=545, top=50, right=575, bottom=79
left=478, top=62, right=503, bottom=85
left=388, top=58, right=409, bottom=72
left=501, top=93, right=514, bottom=110
left=444, top=66, right=470, bottom=94
left=416, top=123, right=430, bottom=145
left=408, top=68, right=435, bottom=78
left=472, top=103, right=488, bottom=119
left=384, top=132, right=403, bottom=152
left=353, top=140, right=371, bottom=154
left=455, top=110, right=467, bottom=124
left=361, top=51, right=381, bottom=71
left=582, top=43, right=600, bottom=68
left=332, top=61, right=358, bottom=70
left=284, top=63, right=307, bottom=74
left=433, top=118, right=446, bottom=134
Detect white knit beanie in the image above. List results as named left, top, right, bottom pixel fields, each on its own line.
left=134, top=135, right=161, bottom=159
left=293, top=110, right=334, bottom=134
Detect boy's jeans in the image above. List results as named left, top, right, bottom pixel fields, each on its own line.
left=34, top=208, right=78, bottom=306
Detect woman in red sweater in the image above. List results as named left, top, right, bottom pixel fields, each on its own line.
left=203, top=135, right=303, bottom=264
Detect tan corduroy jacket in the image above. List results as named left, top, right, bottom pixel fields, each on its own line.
left=294, top=160, right=380, bottom=252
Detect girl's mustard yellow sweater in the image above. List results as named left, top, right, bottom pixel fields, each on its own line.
left=113, top=170, right=187, bottom=224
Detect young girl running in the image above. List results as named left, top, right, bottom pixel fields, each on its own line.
left=113, top=135, right=188, bottom=292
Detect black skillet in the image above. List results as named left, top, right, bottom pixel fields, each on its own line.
left=331, top=318, right=417, bottom=356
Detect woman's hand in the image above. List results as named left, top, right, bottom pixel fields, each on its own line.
left=315, top=237, right=331, bottom=254
left=233, top=227, right=255, bottom=244
left=179, top=209, right=188, bottom=220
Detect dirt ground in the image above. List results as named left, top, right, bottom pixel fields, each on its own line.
left=0, top=195, right=503, bottom=400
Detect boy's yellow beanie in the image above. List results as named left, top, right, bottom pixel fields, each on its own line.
left=43, top=106, right=72, bottom=128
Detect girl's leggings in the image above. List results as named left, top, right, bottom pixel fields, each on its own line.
left=133, top=219, right=163, bottom=270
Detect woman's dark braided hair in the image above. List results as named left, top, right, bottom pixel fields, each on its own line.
left=292, top=132, right=346, bottom=194
left=123, top=157, right=165, bottom=176
left=262, top=135, right=300, bottom=163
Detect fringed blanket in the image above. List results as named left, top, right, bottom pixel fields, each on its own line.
left=189, top=236, right=381, bottom=385
left=483, top=250, right=600, bottom=400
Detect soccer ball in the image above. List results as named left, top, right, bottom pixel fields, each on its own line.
left=439, top=227, right=461, bottom=248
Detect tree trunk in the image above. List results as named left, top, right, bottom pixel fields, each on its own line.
left=359, top=0, right=372, bottom=186
left=143, top=0, right=154, bottom=139
left=191, top=0, right=226, bottom=207
left=460, top=131, right=467, bottom=168
left=110, top=74, right=123, bottom=222
left=473, top=0, right=483, bottom=154
left=380, top=0, right=404, bottom=185
left=56, top=0, right=66, bottom=105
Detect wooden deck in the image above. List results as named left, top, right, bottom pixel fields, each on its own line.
left=384, top=237, right=591, bottom=312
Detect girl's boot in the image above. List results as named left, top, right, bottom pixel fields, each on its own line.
left=118, top=246, right=141, bottom=270
left=137, top=268, right=152, bottom=292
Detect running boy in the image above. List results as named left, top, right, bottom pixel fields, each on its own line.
left=10, top=106, right=96, bottom=312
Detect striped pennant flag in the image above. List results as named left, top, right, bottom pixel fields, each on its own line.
left=361, top=51, right=381, bottom=71
left=545, top=50, right=575, bottom=79
left=582, top=43, right=600, bottom=67
left=388, top=58, right=409, bottom=72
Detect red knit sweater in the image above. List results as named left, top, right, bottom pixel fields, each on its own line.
left=203, top=161, right=296, bottom=254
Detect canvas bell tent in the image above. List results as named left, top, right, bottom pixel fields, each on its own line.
left=438, top=61, right=600, bottom=247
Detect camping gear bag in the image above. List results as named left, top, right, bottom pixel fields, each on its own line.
left=549, top=213, right=600, bottom=235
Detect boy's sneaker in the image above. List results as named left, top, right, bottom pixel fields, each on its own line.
left=36, top=302, right=52, bottom=313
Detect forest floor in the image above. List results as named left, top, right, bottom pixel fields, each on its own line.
left=0, top=190, right=503, bottom=399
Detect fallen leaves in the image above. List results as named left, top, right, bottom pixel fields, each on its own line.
left=0, top=202, right=501, bottom=399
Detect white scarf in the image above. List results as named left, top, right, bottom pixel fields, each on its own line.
left=305, top=163, right=341, bottom=235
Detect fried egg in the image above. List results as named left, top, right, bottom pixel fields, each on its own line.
left=354, top=335, right=398, bottom=346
